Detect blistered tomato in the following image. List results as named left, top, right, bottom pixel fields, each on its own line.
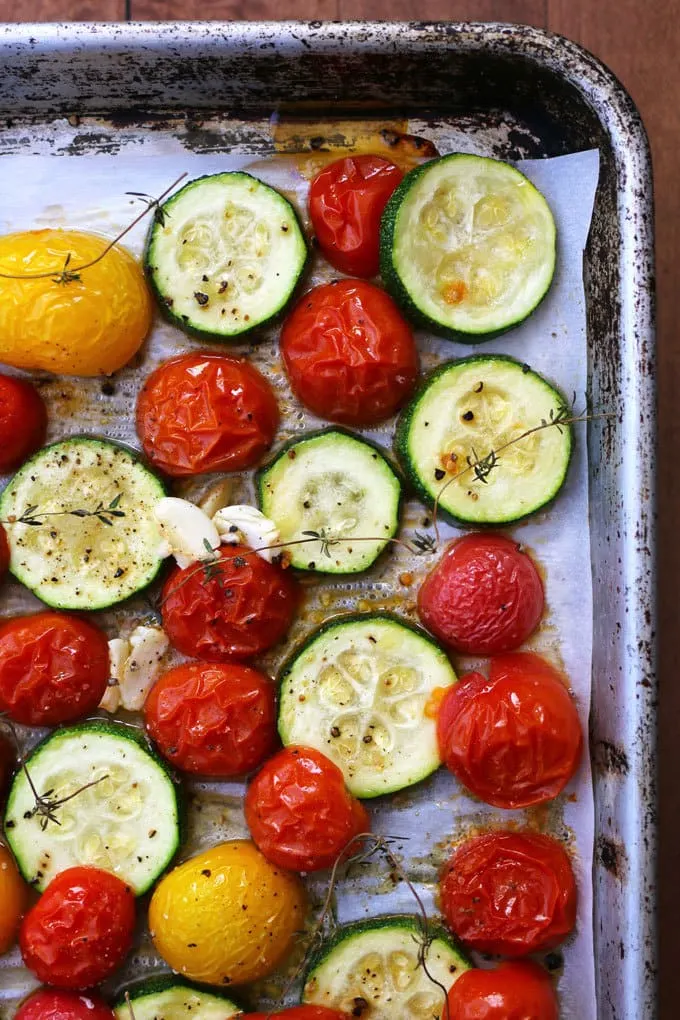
left=447, top=961, right=559, bottom=1020
left=0, top=843, right=28, bottom=953
left=309, top=154, right=403, bottom=277
left=0, top=230, right=152, bottom=377
left=20, top=866, right=135, bottom=988
left=137, top=353, right=279, bottom=476
left=440, top=831, right=577, bottom=957
left=417, top=533, right=544, bottom=654
left=245, top=746, right=370, bottom=872
left=280, top=280, right=419, bottom=426
left=0, top=612, right=110, bottom=726
left=161, top=546, right=300, bottom=661
left=438, top=653, right=582, bottom=808
left=145, top=661, right=278, bottom=776
left=149, top=840, right=306, bottom=986
left=15, top=990, right=115, bottom=1020
left=0, top=374, right=47, bottom=472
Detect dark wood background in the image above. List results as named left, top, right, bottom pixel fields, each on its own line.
left=0, top=1, right=673, bottom=1016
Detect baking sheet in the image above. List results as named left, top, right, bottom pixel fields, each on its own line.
left=0, top=144, right=599, bottom=1017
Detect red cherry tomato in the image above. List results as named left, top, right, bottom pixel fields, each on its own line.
left=437, top=652, right=583, bottom=809
left=15, top=989, right=115, bottom=1020
left=20, top=866, right=135, bottom=988
left=0, top=374, right=47, bottom=473
left=280, top=280, right=419, bottom=426
left=440, top=831, right=577, bottom=957
left=309, top=154, right=403, bottom=277
left=245, top=746, right=370, bottom=872
left=245, top=1008, right=350, bottom=1019
left=145, top=661, right=278, bottom=776
left=417, top=534, right=544, bottom=655
left=0, top=612, right=110, bottom=726
left=0, top=523, right=9, bottom=578
left=161, top=545, right=300, bottom=662
left=137, top=352, right=279, bottom=477
left=446, top=961, right=559, bottom=1020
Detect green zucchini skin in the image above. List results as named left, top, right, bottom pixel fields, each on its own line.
left=144, top=172, right=309, bottom=342
left=394, top=354, right=573, bottom=526
left=4, top=720, right=183, bottom=896
left=113, top=974, right=242, bottom=1017
left=380, top=154, right=556, bottom=341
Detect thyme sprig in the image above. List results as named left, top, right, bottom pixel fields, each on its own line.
left=0, top=174, right=187, bottom=285
left=1, top=494, right=125, bottom=528
left=265, top=832, right=450, bottom=1020
left=0, top=716, right=109, bottom=832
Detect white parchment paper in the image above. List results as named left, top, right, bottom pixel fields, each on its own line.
left=0, top=146, right=599, bottom=1018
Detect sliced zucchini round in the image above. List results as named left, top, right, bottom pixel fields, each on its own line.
left=380, top=154, right=556, bottom=340
left=278, top=613, right=456, bottom=798
left=0, top=436, right=166, bottom=610
left=4, top=721, right=181, bottom=895
left=304, top=915, right=470, bottom=1018
left=395, top=355, right=572, bottom=525
left=257, top=429, right=402, bottom=574
left=114, top=976, right=241, bottom=1019
left=146, top=172, right=308, bottom=339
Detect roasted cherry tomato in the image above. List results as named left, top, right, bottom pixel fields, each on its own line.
left=280, top=280, right=419, bottom=426
left=437, top=653, right=582, bottom=809
left=309, top=154, right=403, bottom=277
left=145, top=661, right=278, bottom=776
left=418, top=534, right=544, bottom=655
left=0, top=611, right=110, bottom=726
left=0, top=524, right=9, bottom=579
left=161, top=545, right=300, bottom=662
left=137, top=352, right=279, bottom=477
left=20, top=866, right=135, bottom=988
left=245, top=746, right=370, bottom=872
left=0, top=843, right=28, bottom=953
left=440, top=831, right=577, bottom=957
left=446, top=961, right=559, bottom=1020
left=0, top=374, right=47, bottom=473
left=15, top=989, right=115, bottom=1020
left=246, top=1008, right=350, bottom=1019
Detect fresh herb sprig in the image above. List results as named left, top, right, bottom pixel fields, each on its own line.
left=1, top=494, right=125, bottom=528
left=0, top=174, right=187, bottom=286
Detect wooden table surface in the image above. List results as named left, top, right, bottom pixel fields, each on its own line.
left=0, top=1, right=673, bottom=1015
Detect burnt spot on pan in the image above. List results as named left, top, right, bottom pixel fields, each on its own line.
left=595, top=740, right=630, bottom=775
left=597, top=835, right=626, bottom=880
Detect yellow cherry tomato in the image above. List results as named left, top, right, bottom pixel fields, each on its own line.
left=0, top=229, right=153, bottom=377
left=0, top=843, right=28, bottom=953
left=149, top=840, right=306, bottom=986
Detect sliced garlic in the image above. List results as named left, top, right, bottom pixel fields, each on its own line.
left=100, top=637, right=129, bottom=713
left=100, top=626, right=169, bottom=713
left=213, top=504, right=280, bottom=561
left=154, top=496, right=221, bottom=569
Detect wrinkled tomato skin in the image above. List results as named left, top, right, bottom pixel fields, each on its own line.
left=309, top=154, right=403, bottom=277
left=245, top=746, right=370, bottom=872
left=417, top=534, right=544, bottom=655
left=0, top=524, right=10, bottom=578
left=0, top=612, right=110, bottom=726
left=280, top=280, right=419, bottom=426
left=0, top=374, right=47, bottom=473
left=245, top=1008, right=350, bottom=1019
left=145, top=661, right=278, bottom=776
left=137, top=353, right=279, bottom=477
left=20, top=866, right=135, bottom=989
left=440, top=831, right=577, bottom=957
left=446, top=961, right=559, bottom=1020
left=161, top=545, right=300, bottom=662
left=437, top=653, right=583, bottom=809
left=15, top=989, right=115, bottom=1020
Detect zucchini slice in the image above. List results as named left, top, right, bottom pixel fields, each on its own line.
left=278, top=613, right=456, bottom=798
left=380, top=154, right=556, bottom=339
left=4, top=721, right=180, bottom=895
left=0, top=436, right=166, bottom=610
left=114, top=976, right=241, bottom=1019
left=146, top=172, right=308, bottom=339
left=304, top=915, right=470, bottom=1018
left=257, top=429, right=402, bottom=574
left=395, top=355, right=572, bottom=525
